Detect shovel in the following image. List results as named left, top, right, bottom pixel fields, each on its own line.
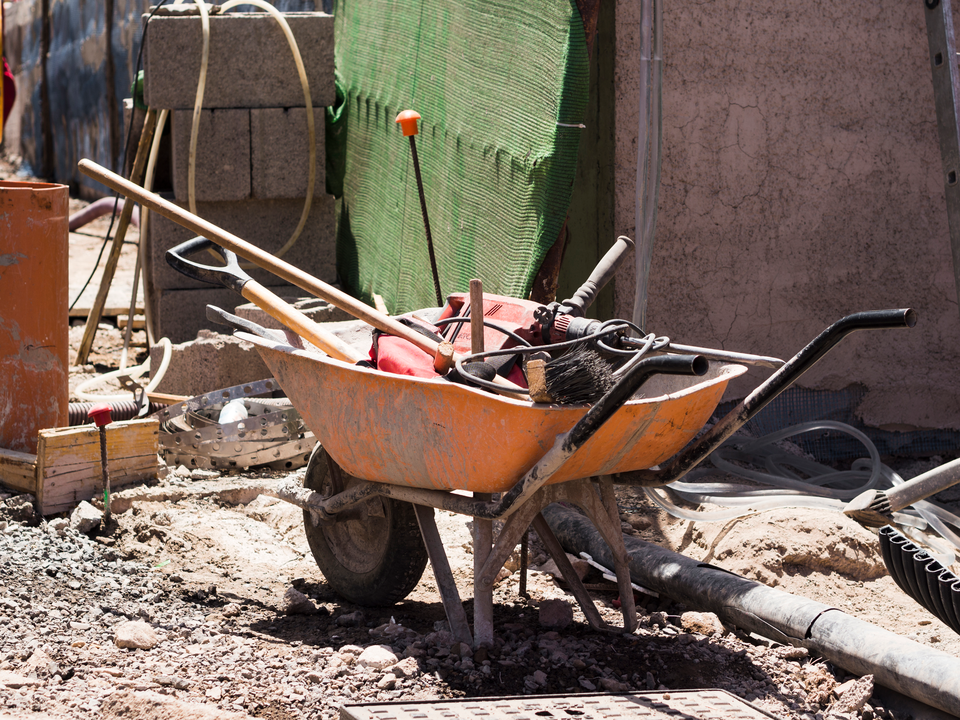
left=77, top=159, right=528, bottom=398
left=166, top=236, right=366, bottom=364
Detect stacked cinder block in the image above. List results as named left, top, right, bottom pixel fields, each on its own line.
left=141, top=8, right=336, bottom=343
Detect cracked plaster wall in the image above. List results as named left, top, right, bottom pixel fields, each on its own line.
left=614, top=0, right=960, bottom=432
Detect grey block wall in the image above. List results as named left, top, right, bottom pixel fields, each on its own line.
left=141, top=10, right=337, bottom=344
left=250, top=107, right=327, bottom=200
left=147, top=195, right=337, bottom=291
left=171, top=109, right=252, bottom=202
left=142, top=11, right=335, bottom=110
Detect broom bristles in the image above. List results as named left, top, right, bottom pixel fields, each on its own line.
left=542, top=345, right=615, bottom=404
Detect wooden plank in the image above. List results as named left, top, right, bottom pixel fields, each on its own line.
left=116, top=314, right=145, bottom=330
left=68, top=305, right=144, bottom=319
left=0, top=447, right=37, bottom=495
left=40, top=470, right=155, bottom=516
left=39, top=422, right=159, bottom=473
left=147, top=391, right=190, bottom=404
left=35, top=419, right=159, bottom=515
left=75, top=108, right=158, bottom=365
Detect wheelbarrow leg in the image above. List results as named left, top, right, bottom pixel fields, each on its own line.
left=531, top=512, right=608, bottom=631
left=561, top=478, right=637, bottom=633
left=476, top=490, right=547, bottom=591
left=473, top=492, right=495, bottom=648
left=412, top=504, right=473, bottom=646
left=595, top=477, right=638, bottom=633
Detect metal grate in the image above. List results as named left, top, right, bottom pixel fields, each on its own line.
left=341, top=690, right=780, bottom=720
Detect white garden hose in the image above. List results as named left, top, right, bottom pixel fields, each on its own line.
left=75, top=337, right=172, bottom=403
left=647, top=420, right=960, bottom=566
left=177, top=0, right=316, bottom=264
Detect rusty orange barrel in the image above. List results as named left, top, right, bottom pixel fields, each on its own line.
left=0, top=181, right=70, bottom=453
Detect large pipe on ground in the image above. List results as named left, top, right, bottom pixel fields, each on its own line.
left=68, top=196, right=139, bottom=231
left=542, top=503, right=960, bottom=716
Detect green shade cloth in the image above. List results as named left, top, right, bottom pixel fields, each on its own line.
left=327, top=0, right=589, bottom=312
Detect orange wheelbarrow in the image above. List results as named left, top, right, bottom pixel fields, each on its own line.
left=193, top=292, right=914, bottom=648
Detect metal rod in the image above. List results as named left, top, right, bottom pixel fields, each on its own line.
left=408, top=136, right=443, bottom=307
left=924, top=0, right=960, bottom=319
left=622, top=336, right=785, bottom=368
left=98, top=426, right=111, bottom=524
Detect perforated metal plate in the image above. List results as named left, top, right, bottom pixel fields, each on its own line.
left=340, top=690, right=779, bottom=720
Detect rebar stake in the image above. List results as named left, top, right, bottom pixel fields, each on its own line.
left=88, top=404, right=113, bottom=525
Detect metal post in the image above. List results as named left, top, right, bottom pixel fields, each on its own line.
left=924, top=0, right=960, bottom=317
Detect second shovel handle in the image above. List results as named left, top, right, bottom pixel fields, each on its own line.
left=80, top=159, right=442, bottom=359
left=166, top=237, right=365, bottom=364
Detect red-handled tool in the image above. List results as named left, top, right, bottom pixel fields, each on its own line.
left=88, top=404, right=113, bottom=525
left=396, top=109, right=443, bottom=307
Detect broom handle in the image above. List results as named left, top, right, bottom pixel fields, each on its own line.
left=78, top=160, right=528, bottom=393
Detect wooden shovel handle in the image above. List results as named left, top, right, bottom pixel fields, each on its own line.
left=240, top=281, right=366, bottom=364
left=80, top=162, right=441, bottom=352
left=78, top=159, right=528, bottom=396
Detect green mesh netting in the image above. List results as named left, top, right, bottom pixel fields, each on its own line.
left=327, top=0, right=589, bottom=312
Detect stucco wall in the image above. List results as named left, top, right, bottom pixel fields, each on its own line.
left=614, top=0, right=960, bottom=433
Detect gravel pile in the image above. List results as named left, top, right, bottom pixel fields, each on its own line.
left=0, top=493, right=919, bottom=720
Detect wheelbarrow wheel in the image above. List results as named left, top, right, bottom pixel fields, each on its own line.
left=302, top=444, right=428, bottom=607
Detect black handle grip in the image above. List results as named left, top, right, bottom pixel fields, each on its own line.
left=166, top=236, right=251, bottom=294
left=563, top=354, right=708, bottom=452
left=562, top=235, right=635, bottom=316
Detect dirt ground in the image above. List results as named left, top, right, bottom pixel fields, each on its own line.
left=4, top=155, right=960, bottom=719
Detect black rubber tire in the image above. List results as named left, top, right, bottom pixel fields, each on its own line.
left=301, top=444, right=428, bottom=606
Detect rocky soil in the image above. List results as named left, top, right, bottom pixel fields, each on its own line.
left=3, top=156, right=960, bottom=720
left=0, top=480, right=933, bottom=720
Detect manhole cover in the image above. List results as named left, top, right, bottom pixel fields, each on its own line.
left=341, top=690, right=779, bottom=720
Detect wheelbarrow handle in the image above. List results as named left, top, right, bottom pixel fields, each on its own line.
left=166, top=237, right=366, bottom=364
left=492, top=354, right=709, bottom=517
left=618, top=307, right=918, bottom=487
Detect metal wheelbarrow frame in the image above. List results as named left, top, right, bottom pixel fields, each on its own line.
left=247, top=307, right=916, bottom=648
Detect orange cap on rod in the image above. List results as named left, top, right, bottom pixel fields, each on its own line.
left=395, top=109, right=421, bottom=137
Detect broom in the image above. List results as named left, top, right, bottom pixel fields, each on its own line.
left=525, top=346, right=616, bottom=404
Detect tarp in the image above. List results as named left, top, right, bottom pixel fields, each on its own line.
left=327, top=0, right=589, bottom=312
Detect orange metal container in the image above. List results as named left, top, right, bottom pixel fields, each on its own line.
left=247, top=334, right=747, bottom=493
left=0, top=181, right=70, bottom=453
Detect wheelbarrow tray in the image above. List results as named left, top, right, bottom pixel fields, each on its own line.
left=241, top=333, right=747, bottom=494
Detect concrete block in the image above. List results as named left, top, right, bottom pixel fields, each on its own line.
left=149, top=329, right=274, bottom=397
left=234, top=297, right=353, bottom=329
left=171, top=109, right=251, bottom=202
left=250, top=107, right=326, bottom=200
left=145, top=194, right=337, bottom=294
left=143, top=11, right=335, bottom=110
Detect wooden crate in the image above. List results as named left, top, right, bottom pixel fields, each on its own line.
left=0, top=418, right=160, bottom=516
